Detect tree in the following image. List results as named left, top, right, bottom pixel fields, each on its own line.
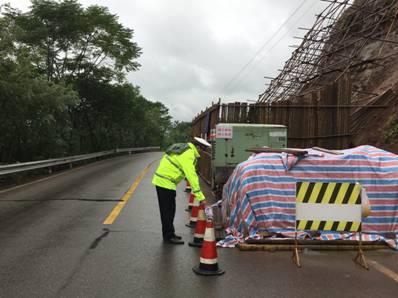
left=11, top=0, right=142, bottom=83
left=71, top=80, right=173, bottom=152
left=0, top=7, right=79, bottom=162
left=165, top=121, right=192, bottom=146
left=0, top=1, right=174, bottom=162
left=139, top=101, right=172, bottom=148
left=12, top=0, right=146, bottom=154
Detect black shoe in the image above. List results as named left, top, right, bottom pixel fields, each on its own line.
left=173, top=234, right=182, bottom=240
left=164, top=237, right=184, bottom=245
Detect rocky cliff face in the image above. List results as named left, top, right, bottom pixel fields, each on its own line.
left=317, top=0, right=398, bottom=153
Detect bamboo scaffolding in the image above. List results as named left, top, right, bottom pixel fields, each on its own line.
left=258, top=0, right=398, bottom=103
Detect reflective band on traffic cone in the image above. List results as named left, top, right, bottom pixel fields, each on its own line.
left=189, top=202, right=206, bottom=247
left=185, top=192, right=194, bottom=212
left=185, top=180, right=192, bottom=193
left=186, top=197, right=199, bottom=228
left=192, top=218, right=225, bottom=276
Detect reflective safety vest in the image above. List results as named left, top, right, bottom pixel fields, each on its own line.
left=152, top=142, right=205, bottom=200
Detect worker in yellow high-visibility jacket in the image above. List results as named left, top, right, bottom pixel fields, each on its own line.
left=152, top=137, right=211, bottom=244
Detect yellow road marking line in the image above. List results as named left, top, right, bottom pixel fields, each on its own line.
left=103, top=161, right=155, bottom=225
left=370, top=260, right=398, bottom=283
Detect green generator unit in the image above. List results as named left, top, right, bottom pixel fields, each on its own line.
left=210, top=123, right=287, bottom=188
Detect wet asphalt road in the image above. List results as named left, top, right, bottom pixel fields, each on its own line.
left=0, top=152, right=397, bottom=297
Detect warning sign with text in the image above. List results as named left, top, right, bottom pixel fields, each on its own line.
left=216, top=125, right=233, bottom=139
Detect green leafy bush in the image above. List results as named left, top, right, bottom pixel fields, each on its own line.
left=385, top=118, right=398, bottom=143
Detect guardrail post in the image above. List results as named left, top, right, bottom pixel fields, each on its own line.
left=48, top=167, right=52, bottom=174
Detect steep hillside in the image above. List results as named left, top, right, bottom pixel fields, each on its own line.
left=318, top=0, right=398, bottom=153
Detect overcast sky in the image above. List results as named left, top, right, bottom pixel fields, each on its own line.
left=7, top=0, right=328, bottom=121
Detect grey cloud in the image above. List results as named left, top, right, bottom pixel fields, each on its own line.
left=11, top=0, right=329, bottom=121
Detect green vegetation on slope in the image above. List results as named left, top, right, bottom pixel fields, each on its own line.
left=0, top=0, right=178, bottom=163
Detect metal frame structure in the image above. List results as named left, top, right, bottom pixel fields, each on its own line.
left=258, top=0, right=398, bottom=103
left=292, top=230, right=369, bottom=269
left=292, top=181, right=369, bottom=270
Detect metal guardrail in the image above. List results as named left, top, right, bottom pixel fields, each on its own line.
left=0, top=147, right=160, bottom=176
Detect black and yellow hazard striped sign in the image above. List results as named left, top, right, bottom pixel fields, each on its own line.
left=295, top=181, right=363, bottom=232
left=296, top=220, right=361, bottom=232
left=296, top=182, right=361, bottom=205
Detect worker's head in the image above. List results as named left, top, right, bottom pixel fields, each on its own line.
left=192, top=137, right=211, bottom=151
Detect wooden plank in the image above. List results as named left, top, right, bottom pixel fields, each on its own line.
left=312, top=147, right=344, bottom=155
left=238, top=243, right=388, bottom=251
left=246, top=148, right=308, bottom=156
left=245, top=238, right=386, bottom=245
left=221, top=104, right=226, bottom=123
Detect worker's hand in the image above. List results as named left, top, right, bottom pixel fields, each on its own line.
left=205, top=206, right=213, bottom=219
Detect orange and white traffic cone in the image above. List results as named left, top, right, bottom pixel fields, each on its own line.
left=192, top=218, right=225, bottom=276
left=186, top=197, right=199, bottom=228
left=189, top=202, right=206, bottom=247
left=185, top=192, right=194, bottom=212
left=185, top=180, right=192, bottom=193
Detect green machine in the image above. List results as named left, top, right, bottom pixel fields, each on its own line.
left=210, top=123, right=287, bottom=189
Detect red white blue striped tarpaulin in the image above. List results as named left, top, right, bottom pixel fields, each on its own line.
left=221, top=146, right=398, bottom=249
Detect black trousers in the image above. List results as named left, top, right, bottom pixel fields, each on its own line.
left=155, top=186, right=176, bottom=240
